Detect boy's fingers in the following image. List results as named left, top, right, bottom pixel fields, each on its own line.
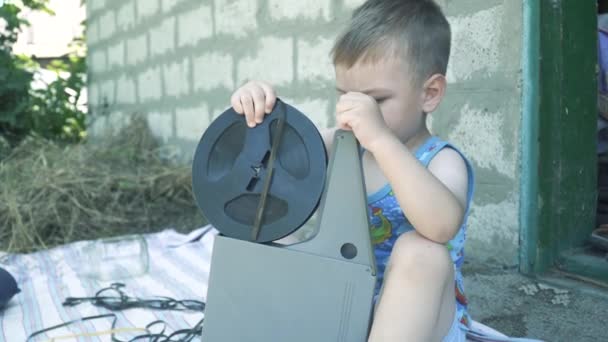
left=259, top=83, right=277, bottom=113
left=336, top=99, right=356, bottom=114
left=250, top=87, right=266, bottom=124
left=337, top=119, right=352, bottom=131
left=231, top=92, right=244, bottom=114
left=240, top=94, right=255, bottom=127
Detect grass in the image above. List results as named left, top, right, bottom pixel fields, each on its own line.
left=0, top=116, right=206, bottom=253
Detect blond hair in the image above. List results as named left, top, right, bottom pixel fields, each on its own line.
left=331, top=0, right=451, bottom=84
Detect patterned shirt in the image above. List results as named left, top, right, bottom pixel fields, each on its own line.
left=367, top=136, right=475, bottom=328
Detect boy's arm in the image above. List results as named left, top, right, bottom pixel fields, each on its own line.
left=335, top=92, right=468, bottom=244
left=370, top=134, right=468, bottom=243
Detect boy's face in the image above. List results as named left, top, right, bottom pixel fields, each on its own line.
left=335, top=57, right=427, bottom=143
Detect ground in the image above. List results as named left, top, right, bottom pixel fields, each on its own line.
left=464, top=262, right=608, bottom=341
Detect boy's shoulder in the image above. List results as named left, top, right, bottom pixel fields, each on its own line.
left=427, top=142, right=471, bottom=208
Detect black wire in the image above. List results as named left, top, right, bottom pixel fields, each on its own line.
left=25, top=313, right=118, bottom=342
left=63, top=282, right=206, bottom=312
left=27, top=283, right=205, bottom=342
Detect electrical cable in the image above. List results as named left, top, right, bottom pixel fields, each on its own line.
left=27, top=283, right=205, bottom=342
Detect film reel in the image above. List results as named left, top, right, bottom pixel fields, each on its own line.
left=192, top=99, right=327, bottom=242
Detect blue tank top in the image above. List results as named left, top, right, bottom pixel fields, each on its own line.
left=367, top=136, right=475, bottom=328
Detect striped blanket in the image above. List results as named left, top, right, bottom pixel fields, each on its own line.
left=0, top=226, right=217, bottom=342
left=0, top=225, right=536, bottom=342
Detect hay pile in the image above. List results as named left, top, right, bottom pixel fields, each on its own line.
left=0, top=117, right=205, bottom=253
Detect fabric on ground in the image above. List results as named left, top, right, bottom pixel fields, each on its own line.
left=0, top=226, right=216, bottom=341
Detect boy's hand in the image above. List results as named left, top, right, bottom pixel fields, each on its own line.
left=230, top=81, right=277, bottom=127
left=336, top=92, right=392, bottom=152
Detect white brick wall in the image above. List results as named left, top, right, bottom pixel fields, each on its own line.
left=108, top=111, right=129, bottom=132
left=138, top=66, right=162, bottom=102
left=162, top=0, right=180, bottom=12
left=297, top=37, right=334, bottom=82
left=163, top=58, right=190, bottom=97
left=147, top=112, right=174, bottom=141
left=178, top=4, right=213, bottom=47
left=137, top=0, right=159, bottom=20
left=127, top=34, right=147, bottom=65
left=88, top=82, right=99, bottom=107
left=107, top=41, right=124, bottom=67
left=150, top=17, right=176, bottom=56
left=193, top=52, right=233, bottom=91
left=343, top=0, right=365, bottom=10
left=99, top=10, right=115, bottom=40
left=176, top=105, right=210, bottom=140
left=87, top=20, right=99, bottom=43
left=268, top=0, right=331, bottom=21
left=91, top=49, right=107, bottom=73
left=89, top=0, right=106, bottom=12
left=100, top=79, right=115, bottom=104
left=447, top=5, right=503, bottom=83
left=285, top=97, right=330, bottom=129
left=215, top=0, right=257, bottom=37
left=116, top=75, right=137, bottom=104
left=89, top=115, right=107, bottom=136
left=237, top=37, right=293, bottom=86
left=117, top=2, right=136, bottom=31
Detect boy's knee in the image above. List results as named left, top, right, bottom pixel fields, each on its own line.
left=390, top=231, right=452, bottom=275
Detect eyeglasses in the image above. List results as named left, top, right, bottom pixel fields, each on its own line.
left=63, top=282, right=206, bottom=312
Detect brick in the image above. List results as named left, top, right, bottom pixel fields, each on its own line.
left=116, top=75, right=137, bottom=104
left=108, top=111, right=129, bottom=132
left=89, top=0, right=106, bottom=12
left=448, top=102, right=514, bottom=177
left=210, top=106, right=226, bottom=120
left=176, top=104, right=210, bottom=140
left=343, top=0, right=365, bottom=10
left=138, top=66, right=162, bottom=102
left=150, top=17, right=176, bottom=56
left=90, top=49, right=107, bottom=73
left=268, top=0, right=331, bottom=21
left=87, top=19, right=99, bottom=43
left=286, top=97, right=330, bottom=128
left=107, top=41, right=124, bottom=67
left=215, top=0, right=257, bottom=37
left=137, top=0, right=159, bottom=20
left=178, top=4, right=212, bottom=47
left=87, top=81, right=100, bottom=107
left=147, top=112, right=174, bottom=142
left=237, top=37, right=293, bottom=86
left=117, top=2, right=135, bottom=31
left=99, top=79, right=115, bottom=104
left=99, top=10, right=115, bottom=40
left=127, top=34, right=148, bottom=65
left=297, top=37, right=334, bottom=82
left=446, top=5, right=502, bottom=82
left=193, top=52, right=233, bottom=91
left=89, top=115, right=107, bottom=136
left=162, top=0, right=180, bottom=12
left=163, top=58, right=190, bottom=97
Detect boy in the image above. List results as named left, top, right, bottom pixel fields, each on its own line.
left=229, top=0, right=472, bottom=341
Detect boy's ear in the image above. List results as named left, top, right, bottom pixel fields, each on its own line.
left=421, top=74, right=446, bottom=114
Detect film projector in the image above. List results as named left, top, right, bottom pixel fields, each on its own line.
left=192, top=99, right=377, bottom=341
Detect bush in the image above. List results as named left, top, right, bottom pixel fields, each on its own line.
left=0, top=1, right=87, bottom=144
left=29, top=46, right=87, bottom=141
left=0, top=4, right=34, bottom=138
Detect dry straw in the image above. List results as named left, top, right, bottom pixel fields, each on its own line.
left=0, top=116, right=205, bottom=253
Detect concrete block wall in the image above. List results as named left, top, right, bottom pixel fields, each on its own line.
left=86, top=0, right=523, bottom=265
left=436, top=0, right=523, bottom=264
left=87, top=0, right=356, bottom=146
